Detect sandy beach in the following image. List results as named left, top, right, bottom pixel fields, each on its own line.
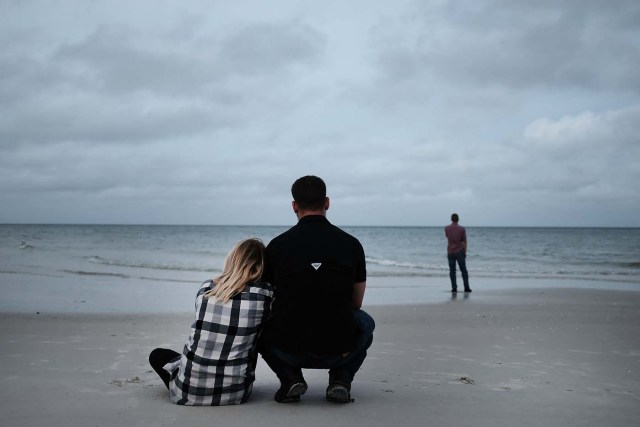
left=1, top=286, right=639, bottom=427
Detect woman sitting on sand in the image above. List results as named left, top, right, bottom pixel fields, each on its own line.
left=149, top=238, right=273, bottom=405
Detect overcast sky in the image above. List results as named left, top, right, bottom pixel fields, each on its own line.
left=1, top=0, right=639, bottom=227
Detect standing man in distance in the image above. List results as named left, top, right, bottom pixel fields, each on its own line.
left=445, top=213, right=471, bottom=293
left=259, top=175, right=375, bottom=404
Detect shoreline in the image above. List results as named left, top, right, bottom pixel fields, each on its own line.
left=1, top=287, right=639, bottom=426
left=1, top=273, right=639, bottom=314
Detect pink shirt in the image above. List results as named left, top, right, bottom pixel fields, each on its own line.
left=445, top=223, right=467, bottom=254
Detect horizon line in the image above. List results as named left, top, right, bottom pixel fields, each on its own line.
left=1, top=222, right=639, bottom=229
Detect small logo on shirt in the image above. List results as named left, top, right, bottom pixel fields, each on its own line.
left=311, top=262, right=322, bottom=270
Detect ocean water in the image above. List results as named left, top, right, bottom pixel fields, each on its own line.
left=1, top=224, right=639, bottom=312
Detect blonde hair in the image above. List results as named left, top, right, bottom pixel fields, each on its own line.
left=204, top=238, right=265, bottom=304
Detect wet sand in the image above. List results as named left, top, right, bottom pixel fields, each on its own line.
left=1, top=287, right=639, bottom=426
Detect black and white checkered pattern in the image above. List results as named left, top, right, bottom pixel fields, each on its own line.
left=163, top=280, right=273, bottom=405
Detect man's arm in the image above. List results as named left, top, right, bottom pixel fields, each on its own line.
left=353, top=281, right=366, bottom=309
left=462, top=228, right=468, bottom=254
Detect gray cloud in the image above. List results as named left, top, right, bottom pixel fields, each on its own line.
left=0, top=1, right=639, bottom=226
left=0, top=19, right=325, bottom=146
left=219, top=22, right=325, bottom=75
left=371, top=1, right=640, bottom=93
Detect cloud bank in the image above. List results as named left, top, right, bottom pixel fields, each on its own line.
left=1, top=0, right=639, bottom=226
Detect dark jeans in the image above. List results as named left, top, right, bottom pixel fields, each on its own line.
left=149, top=348, right=180, bottom=389
left=259, top=309, right=375, bottom=385
left=448, top=251, right=470, bottom=291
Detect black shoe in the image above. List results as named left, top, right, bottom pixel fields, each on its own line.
left=464, top=289, right=472, bottom=293
left=274, top=378, right=308, bottom=403
left=451, top=289, right=457, bottom=293
left=326, top=372, right=352, bottom=403
left=326, top=383, right=352, bottom=403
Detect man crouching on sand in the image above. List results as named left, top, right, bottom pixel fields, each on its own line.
left=259, top=175, right=375, bottom=403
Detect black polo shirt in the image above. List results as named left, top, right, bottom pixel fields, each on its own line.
left=263, top=215, right=366, bottom=355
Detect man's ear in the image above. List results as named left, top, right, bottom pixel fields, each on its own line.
left=292, top=201, right=299, bottom=214
left=324, top=197, right=330, bottom=211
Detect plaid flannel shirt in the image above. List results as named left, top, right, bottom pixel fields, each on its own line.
left=163, top=280, right=273, bottom=405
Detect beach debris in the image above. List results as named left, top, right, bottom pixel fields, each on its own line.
left=459, top=376, right=475, bottom=385
left=110, top=376, right=142, bottom=387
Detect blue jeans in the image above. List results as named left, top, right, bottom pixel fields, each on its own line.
left=448, top=251, right=470, bottom=291
left=259, top=309, right=375, bottom=384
